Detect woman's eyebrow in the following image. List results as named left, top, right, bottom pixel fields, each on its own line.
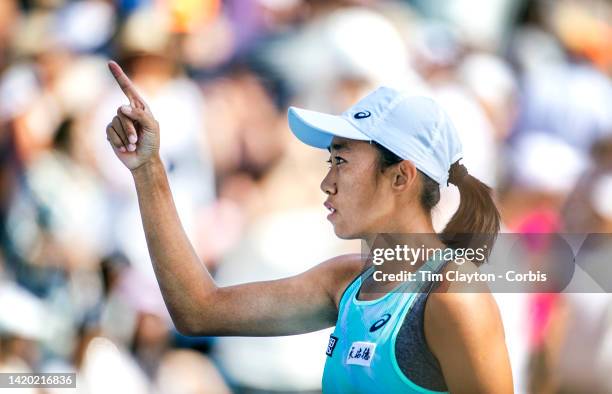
left=327, top=142, right=350, bottom=153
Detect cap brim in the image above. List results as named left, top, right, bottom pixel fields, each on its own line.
left=288, top=107, right=370, bottom=149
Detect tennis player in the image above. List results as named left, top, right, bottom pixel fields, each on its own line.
left=105, top=61, right=513, bottom=393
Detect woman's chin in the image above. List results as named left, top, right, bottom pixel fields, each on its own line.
left=332, top=225, right=360, bottom=240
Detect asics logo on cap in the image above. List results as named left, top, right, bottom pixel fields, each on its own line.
left=354, top=111, right=371, bottom=119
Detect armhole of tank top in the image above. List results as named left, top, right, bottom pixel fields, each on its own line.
left=387, top=259, right=450, bottom=394
left=337, top=266, right=373, bottom=313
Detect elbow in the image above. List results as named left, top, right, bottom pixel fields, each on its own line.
left=173, top=318, right=204, bottom=337
left=171, top=304, right=216, bottom=337
left=170, top=289, right=220, bottom=336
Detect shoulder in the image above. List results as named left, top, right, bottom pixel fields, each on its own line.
left=427, top=260, right=502, bottom=333
left=310, top=253, right=365, bottom=310
left=425, top=290, right=503, bottom=341
left=421, top=260, right=513, bottom=393
left=424, top=260, right=505, bottom=358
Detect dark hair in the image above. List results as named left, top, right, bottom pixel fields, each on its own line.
left=372, top=142, right=500, bottom=261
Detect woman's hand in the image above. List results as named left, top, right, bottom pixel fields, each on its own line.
left=106, top=61, right=160, bottom=171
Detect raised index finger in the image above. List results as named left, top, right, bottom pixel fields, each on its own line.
left=108, top=61, right=146, bottom=109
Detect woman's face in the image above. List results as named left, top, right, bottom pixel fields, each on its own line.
left=321, top=136, right=399, bottom=239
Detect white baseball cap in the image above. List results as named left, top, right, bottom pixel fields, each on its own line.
left=288, top=86, right=463, bottom=186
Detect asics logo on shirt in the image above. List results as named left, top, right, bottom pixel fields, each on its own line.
left=369, top=313, right=391, bottom=332
left=354, top=111, right=371, bottom=119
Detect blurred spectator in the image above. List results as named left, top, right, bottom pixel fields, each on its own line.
left=155, top=349, right=231, bottom=394
left=526, top=139, right=612, bottom=393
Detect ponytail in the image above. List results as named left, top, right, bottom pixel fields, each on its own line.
left=373, top=142, right=500, bottom=262
left=440, top=160, right=500, bottom=261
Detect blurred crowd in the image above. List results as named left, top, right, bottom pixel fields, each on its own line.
left=0, top=0, right=611, bottom=393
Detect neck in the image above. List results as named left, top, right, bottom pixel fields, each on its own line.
left=362, top=208, right=447, bottom=278
left=363, top=209, right=440, bottom=248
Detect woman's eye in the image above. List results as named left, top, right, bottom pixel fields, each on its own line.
left=326, top=157, right=346, bottom=167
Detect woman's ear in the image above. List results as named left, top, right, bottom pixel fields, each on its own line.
left=392, top=161, right=418, bottom=190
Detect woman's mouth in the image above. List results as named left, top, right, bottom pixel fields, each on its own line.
left=324, top=202, right=337, bottom=220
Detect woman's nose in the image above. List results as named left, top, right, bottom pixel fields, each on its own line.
left=320, top=171, right=337, bottom=195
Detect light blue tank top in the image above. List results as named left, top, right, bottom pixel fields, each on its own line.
left=322, top=257, right=449, bottom=394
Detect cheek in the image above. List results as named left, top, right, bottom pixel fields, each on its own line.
left=334, top=192, right=384, bottom=239
left=339, top=171, right=383, bottom=220
left=341, top=175, right=375, bottom=207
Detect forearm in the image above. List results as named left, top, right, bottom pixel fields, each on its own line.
left=132, top=157, right=215, bottom=332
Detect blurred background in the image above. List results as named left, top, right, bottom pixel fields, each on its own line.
left=0, top=0, right=611, bottom=393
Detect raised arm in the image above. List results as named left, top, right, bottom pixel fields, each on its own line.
left=105, top=61, right=360, bottom=336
